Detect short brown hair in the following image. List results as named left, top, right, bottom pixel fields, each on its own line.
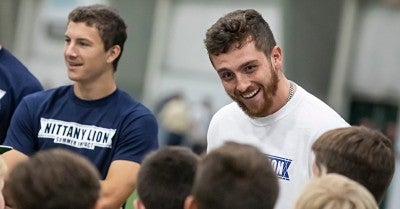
left=137, top=146, right=199, bottom=209
left=312, top=126, right=395, bottom=203
left=6, top=149, right=100, bottom=209
left=204, top=9, right=276, bottom=57
left=192, top=141, right=279, bottom=209
left=68, top=4, right=127, bottom=70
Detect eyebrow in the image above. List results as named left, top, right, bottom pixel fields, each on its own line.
left=216, top=60, right=258, bottom=73
left=64, top=35, right=93, bottom=44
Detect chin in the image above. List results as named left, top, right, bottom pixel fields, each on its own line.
left=236, top=102, right=264, bottom=118
left=67, top=75, right=76, bottom=81
left=67, top=75, right=81, bottom=82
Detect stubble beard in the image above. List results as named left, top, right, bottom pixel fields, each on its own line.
left=230, top=67, right=279, bottom=118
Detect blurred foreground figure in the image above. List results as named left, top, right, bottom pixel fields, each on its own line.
left=294, top=173, right=378, bottom=209
left=135, top=146, right=199, bottom=209
left=6, top=149, right=101, bottom=209
left=185, top=141, right=279, bottom=209
left=312, top=126, right=395, bottom=204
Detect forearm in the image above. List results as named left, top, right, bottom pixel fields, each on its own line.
left=1, top=150, right=29, bottom=208
left=1, top=150, right=29, bottom=176
left=98, top=160, right=139, bottom=209
left=99, top=180, right=135, bottom=209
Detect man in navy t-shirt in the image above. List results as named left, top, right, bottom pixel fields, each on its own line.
left=1, top=4, right=158, bottom=209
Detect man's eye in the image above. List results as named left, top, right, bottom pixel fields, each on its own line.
left=244, top=65, right=256, bottom=72
left=79, top=41, right=89, bottom=46
left=220, top=72, right=234, bottom=81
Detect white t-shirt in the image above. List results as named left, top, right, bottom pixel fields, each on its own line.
left=207, top=84, right=349, bottom=209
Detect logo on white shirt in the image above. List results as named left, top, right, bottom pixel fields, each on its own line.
left=268, top=155, right=292, bottom=181
left=38, top=118, right=116, bottom=150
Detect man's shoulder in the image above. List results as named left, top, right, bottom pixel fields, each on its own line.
left=214, top=102, right=241, bottom=115
left=208, top=102, right=246, bottom=130
left=25, top=85, right=69, bottom=99
left=114, top=89, right=156, bottom=118
left=291, top=88, right=349, bottom=135
left=18, top=86, right=70, bottom=110
left=209, top=102, right=243, bottom=122
left=0, top=48, right=41, bottom=85
left=296, top=87, right=345, bottom=119
left=22, top=75, right=43, bottom=91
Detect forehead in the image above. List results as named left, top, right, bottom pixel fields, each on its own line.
left=211, top=41, right=267, bottom=70
left=65, top=21, right=102, bottom=42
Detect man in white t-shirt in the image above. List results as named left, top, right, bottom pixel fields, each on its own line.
left=204, top=9, right=349, bottom=209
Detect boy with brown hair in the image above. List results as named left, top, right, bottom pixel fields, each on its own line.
left=312, top=126, right=395, bottom=204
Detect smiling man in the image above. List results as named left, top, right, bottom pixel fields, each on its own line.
left=204, top=9, right=349, bottom=209
left=1, top=4, right=158, bottom=209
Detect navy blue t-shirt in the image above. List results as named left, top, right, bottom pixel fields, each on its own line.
left=4, top=85, right=158, bottom=178
left=0, top=47, right=43, bottom=143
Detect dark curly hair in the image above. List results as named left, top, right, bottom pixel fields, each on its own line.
left=204, top=9, right=276, bottom=57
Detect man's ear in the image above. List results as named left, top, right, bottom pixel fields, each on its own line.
left=270, top=46, right=282, bottom=71
left=184, top=195, right=198, bottom=209
left=106, top=45, right=121, bottom=64
left=134, top=198, right=146, bottom=209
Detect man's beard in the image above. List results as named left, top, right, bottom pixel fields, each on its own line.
left=229, top=67, right=279, bottom=118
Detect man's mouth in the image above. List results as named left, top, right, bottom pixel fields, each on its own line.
left=241, top=88, right=260, bottom=99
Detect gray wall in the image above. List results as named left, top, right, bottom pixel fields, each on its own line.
left=283, top=0, right=344, bottom=101
left=0, top=0, right=23, bottom=48
left=112, top=0, right=157, bottom=100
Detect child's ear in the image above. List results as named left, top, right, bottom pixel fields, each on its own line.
left=134, top=198, right=146, bottom=209
left=91, top=199, right=101, bottom=209
left=184, top=195, right=198, bottom=209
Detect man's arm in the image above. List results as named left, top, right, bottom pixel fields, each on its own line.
left=98, top=160, right=140, bottom=209
left=1, top=150, right=28, bottom=175
left=1, top=149, right=29, bottom=208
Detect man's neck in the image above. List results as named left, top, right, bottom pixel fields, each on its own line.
left=73, top=80, right=117, bottom=100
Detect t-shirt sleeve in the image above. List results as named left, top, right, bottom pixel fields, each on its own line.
left=112, top=112, right=159, bottom=163
left=3, top=97, right=36, bottom=155
left=17, top=80, right=43, bottom=103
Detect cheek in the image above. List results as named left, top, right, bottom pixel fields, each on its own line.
left=222, top=82, right=235, bottom=93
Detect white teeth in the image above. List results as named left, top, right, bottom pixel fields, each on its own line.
left=242, top=89, right=259, bottom=98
